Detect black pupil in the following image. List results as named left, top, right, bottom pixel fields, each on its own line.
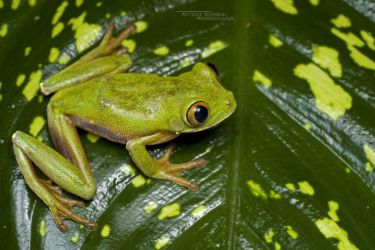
left=194, top=106, right=208, bottom=123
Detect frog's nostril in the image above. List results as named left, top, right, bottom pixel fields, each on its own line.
left=225, top=100, right=231, bottom=107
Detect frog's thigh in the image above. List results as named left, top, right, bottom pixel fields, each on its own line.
left=41, top=54, right=132, bottom=95
left=12, top=131, right=95, bottom=200
left=47, top=104, right=96, bottom=195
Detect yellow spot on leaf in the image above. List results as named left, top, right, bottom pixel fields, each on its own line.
left=24, top=46, right=32, bottom=56
left=28, top=0, right=36, bottom=7
left=68, top=12, right=102, bottom=53
left=304, top=123, right=312, bottom=130
left=29, top=116, right=45, bottom=137
left=52, top=1, right=69, bottom=25
left=153, top=46, right=170, bottom=56
left=132, top=175, right=146, bottom=188
left=328, top=200, right=340, bottom=222
left=269, top=34, right=283, bottom=48
left=76, top=0, right=84, bottom=7
left=286, top=225, right=298, bottom=239
left=294, top=63, right=352, bottom=120
left=264, top=229, right=275, bottom=243
left=274, top=242, right=281, bottom=250
left=360, top=30, right=375, bottom=50
left=331, top=28, right=364, bottom=47
left=270, top=0, right=298, bottom=15
left=52, top=22, right=65, bottom=38
left=105, top=13, right=111, bottom=19
left=0, top=0, right=3, bottom=9
left=154, top=236, right=170, bottom=250
left=178, top=56, right=193, bottom=70
left=364, top=144, right=375, bottom=172
left=191, top=205, right=206, bottom=218
left=347, top=45, right=375, bottom=70
left=49, top=47, right=60, bottom=63
left=285, top=183, right=296, bottom=191
left=38, top=95, right=43, bottom=103
left=101, top=224, right=111, bottom=238
left=315, top=218, right=358, bottom=250
left=86, top=132, right=99, bottom=143
left=121, top=39, right=136, bottom=53
left=185, top=39, right=194, bottom=47
left=158, top=202, right=181, bottom=220
left=119, top=163, right=135, bottom=175
left=345, top=168, right=350, bottom=173
left=58, top=52, right=70, bottom=64
left=253, top=70, right=272, bottom=88
left=312, top=46, right=342, bottom=77
left=16, top=74, right=26, bottom=87
left=269, top=190, right=281, bottom=199
left=0, top=23, right=9, bottom=38
left=309, top=0, right=319, bottom=6
left=298, top=181, right=315, bottom=196
left=11, top=0, right=20, bottom=10
left=331, top=14, right=351, bottom=28
left=246, top=180, right=268, bottom=199
left=39, top=220, right=47, bottom=237
left=144, top=201, right=158, bottom=213
left=96, top=2, right=102, bottom=7
left=365, top=162, right=373, bottom=172
left=135, top=21, right=148, bottom=33
left=201, top=40, right=227, bottom=58
left=120, top=11, right=126, bottom=16
left=71, top=231, right=79, bottom=243
left=22, top=69, right=42, bottom=101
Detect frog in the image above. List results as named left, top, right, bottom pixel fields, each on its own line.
left=12, top=24, right=237, bottom=232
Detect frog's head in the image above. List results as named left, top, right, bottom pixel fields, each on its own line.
left=173, top=62, right=236, bottom=133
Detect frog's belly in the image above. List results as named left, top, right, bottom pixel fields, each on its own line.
left=69, top=115, right=132, bottom=144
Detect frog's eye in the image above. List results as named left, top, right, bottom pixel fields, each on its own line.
left=187, top=101, right=209, bottom=127
left=206, top=62, right=219, bottom=76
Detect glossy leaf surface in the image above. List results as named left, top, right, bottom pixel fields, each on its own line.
left=0, top=0, right=374, bottom=249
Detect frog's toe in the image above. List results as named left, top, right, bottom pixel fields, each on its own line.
left=51, top=201, right=97, bottom=232
left=41, top=179, right=62, bottom=194
left=56, top=195, right=85, bottom=208
left=156, top=158, right=208, bottom=192
left=167, top=158, right=208, bottom=172
left=98, top=23, right=136, bottom=55
left=158, top=171, right=199, bottom=192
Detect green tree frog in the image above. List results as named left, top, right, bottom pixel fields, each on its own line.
left=12, top=24, right=236, bottom=232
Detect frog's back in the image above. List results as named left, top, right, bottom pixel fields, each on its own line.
left=50, top=73, right=180, bottom=141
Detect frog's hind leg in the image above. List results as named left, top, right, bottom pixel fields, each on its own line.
left=77, top=23, right=136, bottom=64
left=12, top=132, right=97, bottom=232
left=40, top=24, right=135, bottom=96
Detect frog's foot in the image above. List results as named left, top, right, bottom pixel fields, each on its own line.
left=50, top=201, right=97, bottom=232
left=155, top=144, right=208, bottom=192
left=41, top=179, right=62, bottom=194
left=41, top=180, right=85, bottom=208
left=96, top=23, right=136, bottom=57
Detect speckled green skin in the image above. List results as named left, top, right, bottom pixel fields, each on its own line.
left=51, top=63, right=236, bottom=141
left=11, top=25, right=236, bottom=232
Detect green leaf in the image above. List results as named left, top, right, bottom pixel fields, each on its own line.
left=1, top=0, right=375, bottom=249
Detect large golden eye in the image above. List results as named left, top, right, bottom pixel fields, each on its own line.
left=186, top=101, right=209, bottom=127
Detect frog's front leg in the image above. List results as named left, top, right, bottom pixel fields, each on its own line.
left=126, top=134, right=208, bottom=192
left=12, top=104, right=98, bottom=232
left=41, top=24, right=135, bottom=95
